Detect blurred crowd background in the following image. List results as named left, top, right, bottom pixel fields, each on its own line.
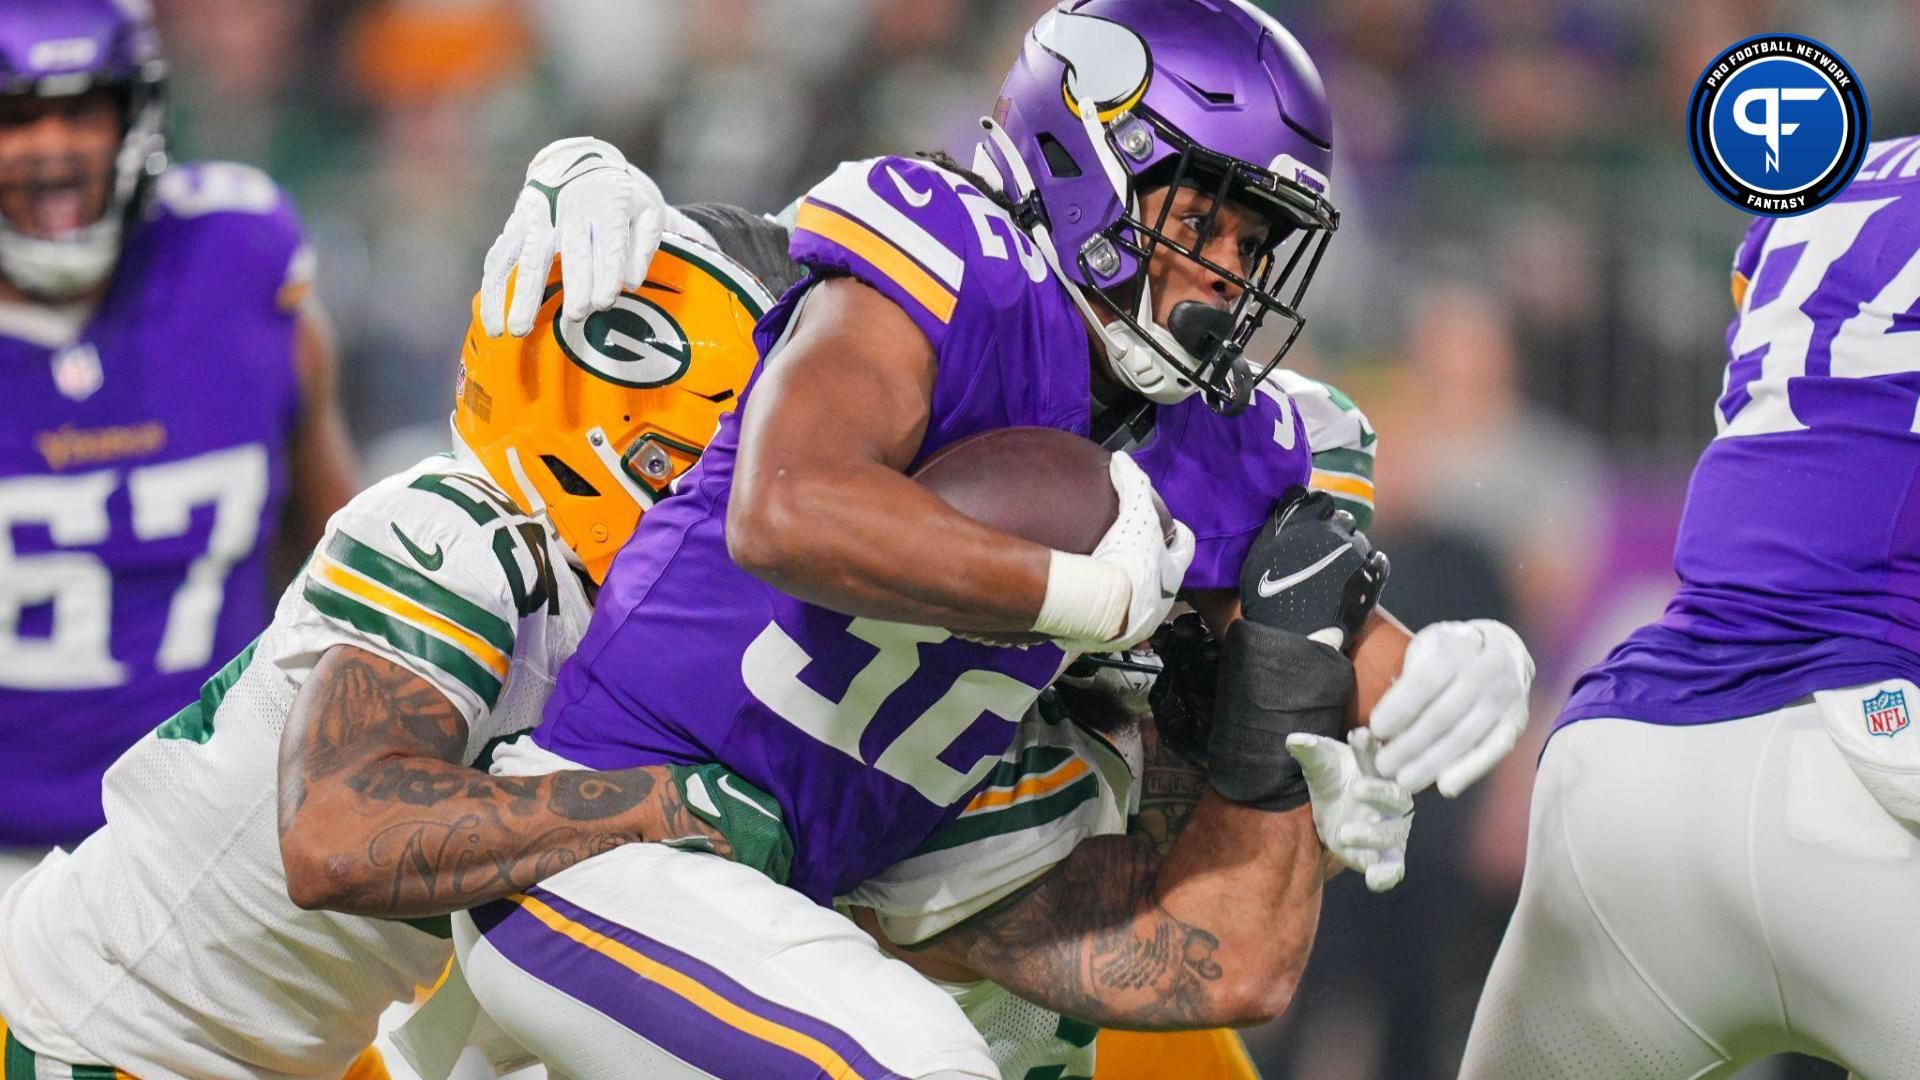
left=147, top=0, right=1918, bottom=1077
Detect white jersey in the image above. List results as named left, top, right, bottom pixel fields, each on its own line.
left=1271, top=368, right=1377, bottom=529
left=0, top=452, right=590, bottom=1080
left=842, top=701, right=1142, bottom=1080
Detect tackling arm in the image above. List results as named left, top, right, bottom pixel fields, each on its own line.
left=911, top=792, right=1323, bottom=1029
left=1188, top=590, right=1411, bottom=725
left=276, top=644, right=728, bottom=918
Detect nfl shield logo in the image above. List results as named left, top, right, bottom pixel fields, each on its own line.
left=1863, top=689, right=1911, bottom=738
left=52, top=343, right=103, bottom=402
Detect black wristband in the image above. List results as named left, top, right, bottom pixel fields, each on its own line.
left=1205, top=619, right=1354, bottom=811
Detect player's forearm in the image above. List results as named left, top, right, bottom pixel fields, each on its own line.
left=280, top=758, right=713, bottom=919
left=276, top=646, right=723, bottom=918
left=942, top=796, right=1321, bottom=1029
left=1350, top=608, right=1411, bottom=723
left=729, top=456, right=1052, bottom=630
left=1187, top=589, right=1410, bottom=726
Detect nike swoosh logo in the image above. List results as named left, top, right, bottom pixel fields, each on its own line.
left=390, top=523, right=445, bottom=572
left=683, top=773, right=720, bottom=818
left=1256, top=541, right=1352, bottom=597
left=527, top=158, right=621, bottom=224
left=717, top=774, right=783, bottom=822
left=886, top=166, right=934, bottom=208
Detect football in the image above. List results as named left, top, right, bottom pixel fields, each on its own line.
left=912, top=426, right=1171, bottom=646
left=912, top=426, right=1120, bottom=556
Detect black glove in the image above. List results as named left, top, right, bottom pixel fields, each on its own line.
left=1237, top=487, right=1389, bottom=650
left=1148, top=613, right=1218, bottom=765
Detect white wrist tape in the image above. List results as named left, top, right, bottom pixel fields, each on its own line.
left=1032, top=550, right=1131, bottom=645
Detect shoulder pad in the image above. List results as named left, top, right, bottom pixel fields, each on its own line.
left=789, top=157, right=1052, bottom=346
left=1261, top=369, right=1375, bottom=455
left=150, top=161, right=310, bottom=311
left=293, top=459, right=540, bottom=718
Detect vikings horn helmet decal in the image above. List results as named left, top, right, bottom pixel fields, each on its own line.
left=1038, top=10, right=1151, bottom=123
left=978, top=0, right=1339, bottom=414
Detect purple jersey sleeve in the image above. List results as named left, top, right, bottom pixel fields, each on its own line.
left=1135, top=378, right=1314, bottom=590
left=784, top=157, right=1089, bottom=453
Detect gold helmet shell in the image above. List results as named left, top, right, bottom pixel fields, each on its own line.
left=454, top=237, right=770, bottom=582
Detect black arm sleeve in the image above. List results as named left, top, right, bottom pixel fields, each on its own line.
left=677, top=203, right=805, bottom=297
left=1206, top=620, right=1353, bottom=812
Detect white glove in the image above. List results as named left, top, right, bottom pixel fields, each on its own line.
left=1371, top=619, right=1534, bottom=797
left=479, top=137, right=667, bottom=337
left=1036, top=452, right=1194, bottom=653
left=1286, top=727, right=1413, bottom=893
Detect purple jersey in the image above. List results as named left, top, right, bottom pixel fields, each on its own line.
left=539, top=157, right=1310, bottom=901
left=0, top=163, right=307, bottom=845
left=1563, top=137, right=1920, bottom=729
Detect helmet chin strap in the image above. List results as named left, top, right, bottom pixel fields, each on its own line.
left=978, top=117, right=1201, bottom=406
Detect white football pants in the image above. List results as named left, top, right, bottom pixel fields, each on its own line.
left=452, top=842, right=999, bottom=1080
left=1460, top=691, right=1920, bottom=1079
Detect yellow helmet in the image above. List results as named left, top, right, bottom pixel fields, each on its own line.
left=454, top=236, right=770, bottom=582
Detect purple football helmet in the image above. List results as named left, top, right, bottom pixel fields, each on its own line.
left=0, top=0, right=167, bottom=299
left=974, top=0, right=1337, bottom=413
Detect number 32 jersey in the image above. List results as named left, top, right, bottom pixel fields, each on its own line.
left=1565, top=137, right=1920, bottom=728
left=0, top=162, right=309, bottom=847
left=0, top=453, right=588, bottom=1079
left=537, top=156, right=1311, bottom=903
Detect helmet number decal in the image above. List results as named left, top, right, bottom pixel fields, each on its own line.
left=554, top=294, right=692, bottom=389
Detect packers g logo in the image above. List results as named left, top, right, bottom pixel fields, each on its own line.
left=1687, top=34, right=1868, bottom=216
left=554, top=293, right=691, bottom=389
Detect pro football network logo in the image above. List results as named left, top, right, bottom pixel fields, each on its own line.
left=1687, top=34, right=1868, bottom=216
left=1863, top=688, right=1911, bottom=738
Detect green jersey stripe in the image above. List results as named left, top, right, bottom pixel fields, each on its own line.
left=408, top=472, right=518, bottom=522
left=154, top=636, right=259, bottom=744
left=3, top=1031, right=33, bottom=1080
left=922, top=774, right=1100, bottom=854
left=325, top=532, right=515, bottom=655
left=384, top=914, right=455, bottom=939
left=1055, top=1016, right=1100, bottom=1049
left=1311, top=447, right=1375, bottom=477
left=304, top=580, right=503, bottom=708
left=972, top=745, right=1077, bottom=797
left=1318, top=380, right=1361, bottom=414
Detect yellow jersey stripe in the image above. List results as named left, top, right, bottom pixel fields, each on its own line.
left=1311, top=470, right=1376, bottom=504
left=963, top=756, right=1092, bottom=815
left=1732, top=269, right=1751, bottom=309
left=506, top=892, right=863, bottom=1078
left=312, top=558, right=511, bottom=679
left=795, top=202, right=958, bottom=324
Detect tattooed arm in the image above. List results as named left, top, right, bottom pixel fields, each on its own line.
left=899, top=789, right=1322, bottom=1030
left=1131, top=722, right=1208, bottom=857
left=276, top=644, right=724, bottom=918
